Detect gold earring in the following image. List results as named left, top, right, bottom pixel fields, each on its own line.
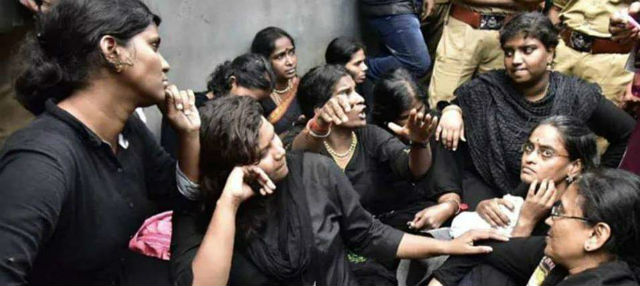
left=112, top=58, right=133, bottom=73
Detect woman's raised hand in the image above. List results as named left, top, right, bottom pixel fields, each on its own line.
left=388, top=109, right=438, bottom=144
left=435, top=105, right=465, bottom=151
left=519, top=179, right=558, bottom=224
left=316, top=94, right=364, bottom=127
left=220, top=166, right=276, bottom=206
left=164, top=85, right=201, bottom=135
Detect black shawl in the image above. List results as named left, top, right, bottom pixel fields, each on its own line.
left=456, top=70, right=601, bottom=194
left=244, top=152, right=316, bottom=283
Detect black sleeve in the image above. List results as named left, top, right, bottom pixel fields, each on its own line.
left=169, top=200, right=205, bottom=286
left=422, top=139, right=462, bottom=199
left=433, top=236, right=546, bottom=286
left=481, top=236, right=546, bottom=284
left=0, top=151, right=67, bottom=285
left=361, top=125, right=413, bottom=181
left=132, top=118, right=178, bottom=203
left=329, top=161, right=404, bottom=263
left=587, top=97, right=636, bottom=167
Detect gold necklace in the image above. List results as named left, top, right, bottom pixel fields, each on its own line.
left=324, top=132, right=357, bottom=158
left=273, top=79, right=292, bottom=94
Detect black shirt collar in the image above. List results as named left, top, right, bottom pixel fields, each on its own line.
left=44, top=99, right=113, bottom=148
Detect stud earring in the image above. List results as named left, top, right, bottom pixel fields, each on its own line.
left=566, top=175, right=574, bottom=184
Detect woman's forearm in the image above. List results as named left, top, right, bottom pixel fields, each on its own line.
left=409, top=143, right=433, bottom=178
left=291, top=127, right=324, bottom=152
left=177, top=131, right=200, bottom=182
left=191, top=198, right=239, bottom=286
left=396, top=233, right=448, bottom=259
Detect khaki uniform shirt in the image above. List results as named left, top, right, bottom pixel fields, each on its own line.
left=557, top=0, right=630, bottom=37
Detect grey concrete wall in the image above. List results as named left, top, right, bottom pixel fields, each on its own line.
left=147, top=0, right=362, bottom=91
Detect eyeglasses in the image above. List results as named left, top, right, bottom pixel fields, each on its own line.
left=521, top=142, right=569, bottom=161
left=550, top=205, right=590, bottom=222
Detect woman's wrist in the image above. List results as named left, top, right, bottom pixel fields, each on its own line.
left=442, top=104, right=462, bottom=115
left=217, top=194, right=242, bottom=210
left=307, top=116, right=331, bottom=138
left=442, top=199, right=461, bottom=215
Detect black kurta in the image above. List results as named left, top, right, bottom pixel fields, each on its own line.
left=319, top=125, right=460, bottom=229
left=170, top=152, right=404, bottom=286
left=0, top=100, right=177, bottom=285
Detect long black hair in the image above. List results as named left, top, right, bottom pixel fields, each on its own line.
left=250, top=26, right=295, bottom=59
left=15, top=0, right=160, bottom=115
left=199, top=96, right=270, bottom=240
left=206, top=53, right=275, bottom=97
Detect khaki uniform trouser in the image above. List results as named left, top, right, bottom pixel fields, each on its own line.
left=428, top=17, right=504, bottom=108
left=553, top=39, right=632, bottom=106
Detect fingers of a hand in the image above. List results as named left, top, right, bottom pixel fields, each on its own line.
left=490, top=203, right=510, bottom=226
left=527, top=179, right=539, bottom=198
left=319, top=111, right=334, bottom=125
left=329, top=99, right=348, bottom=123
left=460, top=127, right=467, bottom=142
left=323, top=105, right=339, bottom=124
left=166, top=85, right=181, bottom=110
left=337, top=95, right=351, bottom=113
left=451, top=129, right=459, bottom=151
left=250, top=166, right=276, bottom=190
left=446, top=128, right=454, bottom=149
left=179, top=90, right=191, bottom=114
left=537, top=179, right=549, bottom=197
left=187, top=89, right=196, bottom=108
left=387, top=122, right=404, bottom=135
left=408, top=109, right=418, bottom=127
left=468, top=245, right=494, bottom=254
left=413, top=216, right=428, bottom=229
left=541, top=180, right=556, bottom=204
left=498, top=198, right=515, bottom=211
left=479, top=208, right=499, bottom=227
left=435, top=124, right=443, bottom=141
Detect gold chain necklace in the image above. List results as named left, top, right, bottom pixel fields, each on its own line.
left=324, top=132, right=357, bottom=158
left=273, top=79, right=292, bottom=94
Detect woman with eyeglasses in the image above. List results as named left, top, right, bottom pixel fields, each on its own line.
left=431, top=168, right=640, bottom=286
left=433, top=12, right=635, bottom=221
left=538, top=168, right=640, bottom=285
left=427, top=115, right=601, bottom=286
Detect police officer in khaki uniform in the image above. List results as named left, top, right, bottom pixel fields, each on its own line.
left=552, top=0, right=634, bottom=105
left=427, top=0, right=541, bottom=108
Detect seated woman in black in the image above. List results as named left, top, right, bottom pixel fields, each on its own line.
left=429, top=116, right=600, bottom=286
left=432, top=168, right=640, bottom=286
left=325, top=37, right=374, bottom=112
left=292, top=64, right=438, bottom=231
left=434, top=12, right=635, bottom=222
left=370, top=68, right=462, bottom=231
left=0, top=0, right=199, bottom=284
left=161, top=53, right=274, bottom=157
left=251, top=26, right=302, bottom=135
left=169, top=96, right=507, bottom=286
